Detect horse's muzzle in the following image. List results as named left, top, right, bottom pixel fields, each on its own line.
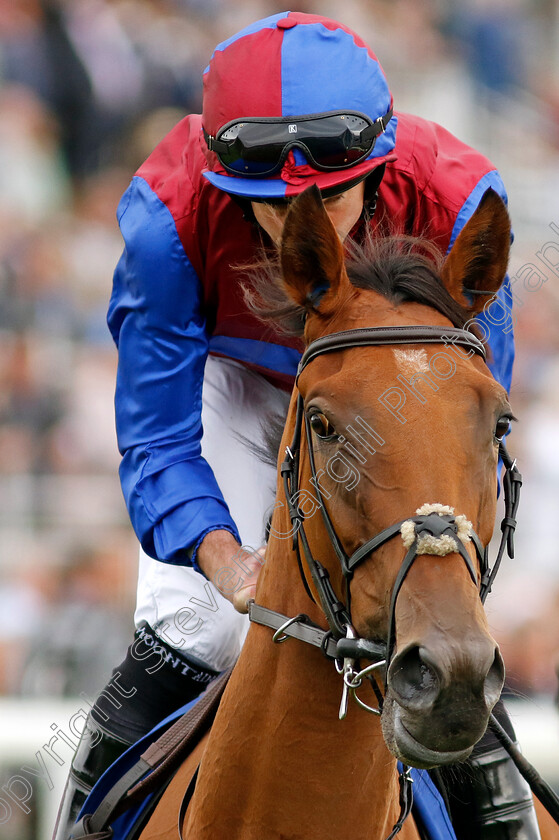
left=382, top=639, right=505, bottom=768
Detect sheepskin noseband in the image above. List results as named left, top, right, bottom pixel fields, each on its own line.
left=400, top=503, right=472, bottom=556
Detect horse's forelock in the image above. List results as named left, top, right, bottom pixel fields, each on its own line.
left=345, top=233, right=471, bottom=330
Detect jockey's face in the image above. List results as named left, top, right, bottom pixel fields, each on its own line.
left=251, top=180, right=365, bottom=246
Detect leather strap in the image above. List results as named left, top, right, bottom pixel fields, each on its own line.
left=249, top=602, right=340, bottom=657
left=297, top=325, right=486, bottom=378
left=248, top=601, right=385, bottom=663
left=386, top=767, right=414, bottom=840
left=69, top=819, right=113, bottom=840
left=125, top=668, right=231, bottom=806
left=70, top=669, right=232, bottom=838
left=480, top=442, right=522, bottom=601
left=346, top=522, right=405, bottom=572
left=69, top=760, right=151, bottom=839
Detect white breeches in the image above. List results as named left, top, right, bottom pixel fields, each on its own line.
left=134, top=355, right=290, bottom=671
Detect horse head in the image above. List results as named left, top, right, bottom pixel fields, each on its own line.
left=271, top=185, right=511, bottom=769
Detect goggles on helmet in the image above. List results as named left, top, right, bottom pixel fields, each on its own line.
left=204, top=108, right=393, bottom=178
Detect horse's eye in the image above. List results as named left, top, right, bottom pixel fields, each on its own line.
left=495, top=414, right=513, bottom=442
left=309, top=411, right=336, bottom=439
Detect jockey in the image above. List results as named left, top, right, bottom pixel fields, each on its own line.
left=54, top=12, right=538, bottom=840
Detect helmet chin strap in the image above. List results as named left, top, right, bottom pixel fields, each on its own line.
left=363, top=162, right=385, bottom=220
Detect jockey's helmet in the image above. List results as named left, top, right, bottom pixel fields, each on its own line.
left=202, top=12, right=396, bottom=201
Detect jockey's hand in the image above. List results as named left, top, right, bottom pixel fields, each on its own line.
left=231, top=545, right=266, bottom=614
left=196, top=529, right=265, bottom=614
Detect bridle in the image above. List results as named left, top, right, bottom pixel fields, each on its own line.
left=249, top=324, right=521, bottom=702
left=248, top=323, right=522, bottom=838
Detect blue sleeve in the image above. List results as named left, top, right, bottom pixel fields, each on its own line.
left=447, top=169, right=515, bottom=394
left=107, top=176, right=241, bottom=565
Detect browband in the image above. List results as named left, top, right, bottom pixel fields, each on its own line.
left=297, top=325, right=486, bottom=379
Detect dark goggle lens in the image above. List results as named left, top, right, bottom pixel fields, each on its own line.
left=219, top=124, right=289, bottom=174
left=213, top=113, right=378, bottom=176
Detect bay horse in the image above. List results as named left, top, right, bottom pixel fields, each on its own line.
left=139, top=187, right=543, bottom=840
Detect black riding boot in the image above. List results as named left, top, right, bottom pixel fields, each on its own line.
left=466, top=744, right=541, bottom=839
left=52, top=715, right=132, bottom=839
left=52, top=623, right=218, bottom=840
left=435, top=700, right=541, bottom=840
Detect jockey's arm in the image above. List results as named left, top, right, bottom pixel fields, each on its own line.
left=108, top=177, right=242, bottom=570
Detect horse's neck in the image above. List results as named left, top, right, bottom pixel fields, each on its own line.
left=184, top=557, right=417, bottom=840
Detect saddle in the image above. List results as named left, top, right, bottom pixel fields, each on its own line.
left=68, top=668, right=232, bottom=840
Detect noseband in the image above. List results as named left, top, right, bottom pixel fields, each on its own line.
left=249, top=325, right=521, bottom=708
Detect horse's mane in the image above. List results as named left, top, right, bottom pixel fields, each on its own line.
left=243, top=231, right=473, bottom=337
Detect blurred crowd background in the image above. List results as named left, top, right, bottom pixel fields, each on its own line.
left=0, top=0, right=559, bottom=790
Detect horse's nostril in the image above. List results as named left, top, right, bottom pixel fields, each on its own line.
left=484, top=648, right=506, bottom=710
left=388, top=645, right=441, bottom=709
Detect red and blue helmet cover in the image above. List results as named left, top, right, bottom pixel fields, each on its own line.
left=202, top=11, right=397, bottom=199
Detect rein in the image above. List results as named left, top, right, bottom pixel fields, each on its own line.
left=249, top=324, right=524, bottom=838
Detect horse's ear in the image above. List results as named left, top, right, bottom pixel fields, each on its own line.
left=441, top=188, right=511, bottom=316
left=280, top=185, right=349, bottom=317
